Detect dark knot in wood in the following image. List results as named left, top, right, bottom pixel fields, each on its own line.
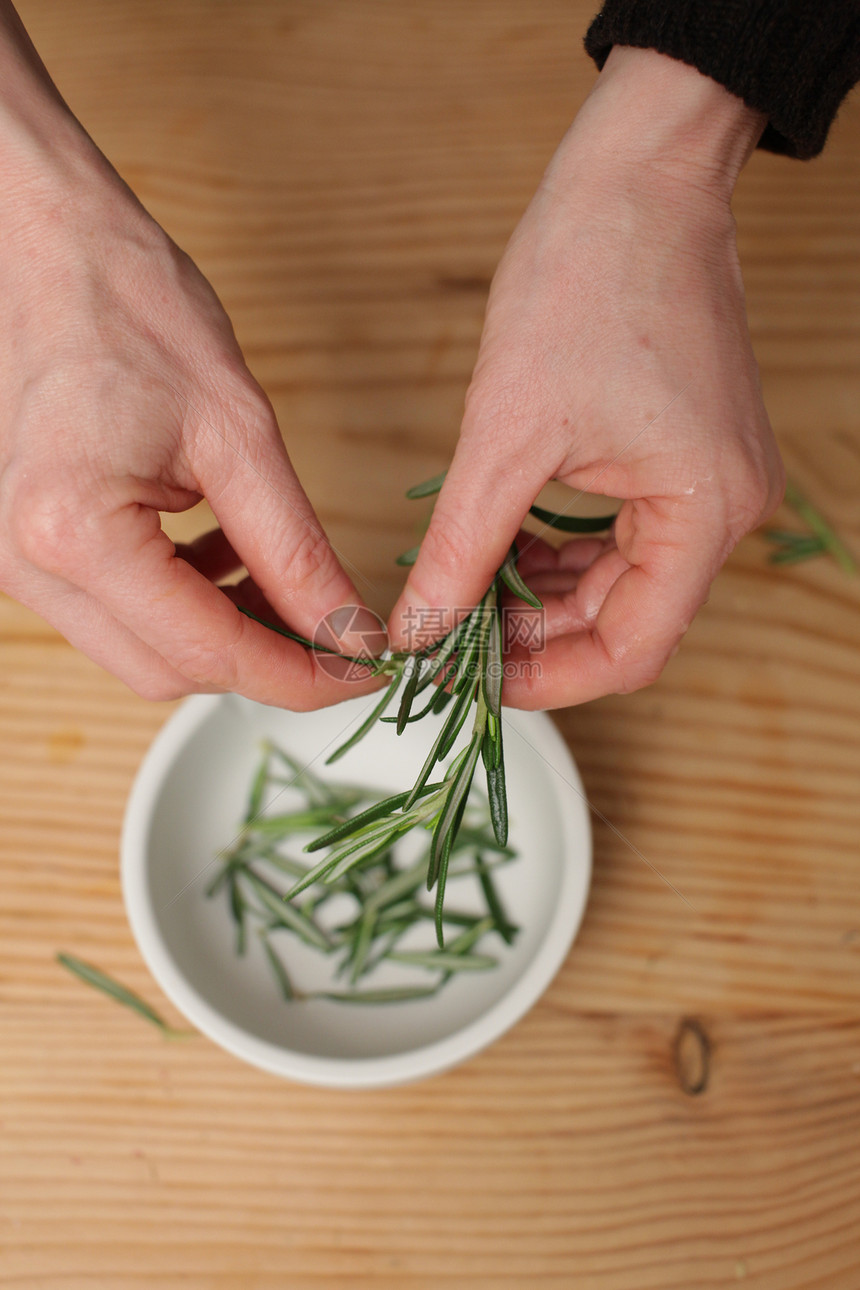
left=674, top=1017, right=711, bottom=1096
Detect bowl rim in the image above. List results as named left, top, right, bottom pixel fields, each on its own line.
left=121, top=693, right=591, bottom=1089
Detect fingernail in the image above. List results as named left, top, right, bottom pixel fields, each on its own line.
left=327, top=605, right=356, bottom=638
left=390, top=587, right=437, bottom=652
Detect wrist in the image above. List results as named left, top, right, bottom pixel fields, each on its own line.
left=554, top=46, right=765, bottom=211
left=0, top=3, right=141, bottom=240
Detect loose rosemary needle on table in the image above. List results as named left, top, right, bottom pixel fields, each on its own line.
left=57, top=952, right=195, bottom=1038
left=763, top=479, right=857, bottom=573
left=240, top=471, right=616, bottom=944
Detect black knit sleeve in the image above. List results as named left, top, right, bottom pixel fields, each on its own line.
left=584, top=1, right=860, bottom=159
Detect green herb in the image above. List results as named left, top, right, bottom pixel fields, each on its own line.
left=238, top=469, right=608, bottom=939
left=57, top=952, right=194, bottom=1038
left=320, top=986, right=443, bottom=1005
left=258, top=932, right=298, bottom=1001
left=208, top=742, right=519, bottom=1004
left=763, top=480, right=857, bottom=573
left=527, top=502, right=617, bottom=533
left=402, top=470, right=617, bottom=533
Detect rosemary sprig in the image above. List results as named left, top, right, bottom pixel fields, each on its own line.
left=239, top=470, right=611, bottom=940
left=763, top=480, right=857, bottom=573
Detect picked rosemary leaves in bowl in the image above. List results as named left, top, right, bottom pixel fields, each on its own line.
left=207, top=740, right=519, bottom=1005
left=121, top=689, right=592, bottom=1085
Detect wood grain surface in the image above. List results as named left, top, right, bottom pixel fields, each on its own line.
left=2, top=3, right=860, bottom=1287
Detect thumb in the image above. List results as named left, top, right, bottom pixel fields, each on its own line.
left=194, top=405, right=367, bottom=640
left=389, top=437, right=546, bottom=649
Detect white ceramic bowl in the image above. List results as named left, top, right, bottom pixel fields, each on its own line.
left=121, top=692, right=591, bottom=1088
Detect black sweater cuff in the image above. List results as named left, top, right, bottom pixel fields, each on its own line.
left=584, top=1, right=860, bottom=159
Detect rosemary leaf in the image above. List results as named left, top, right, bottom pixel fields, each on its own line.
left=325, top=673, right=403, bottom=765
left=405, top=471, right=448, bottom=499
left=57, top=953, right=193, bottom=1038
left=258, top=933, right=298, bottom=1001
left=324, top=822, right=417, bottom=885
left=413, top=615, right=473, bottom=694
left=248, top=806, right=348, bottom=836
left=528, top=503, right=617, bottom=533
left=376, top=898, right=423, bottom=924
left=387, top=949, right=497, bottom=972
left=498, top=546, right=542, bottom=610
left=769, top=541, right=829, bottom=565
left=363, top=859, right=428, bottom=913
left=401, top=684, right=477, bottom=811
left=238, top=605, right=375, bottom=667
left=396, top=656, right=422, bottom=733
left=474, top=852, right=517, bottom=944
left=763, top=528, right=823, bottom=545
left=382, top=659, right=458, bottom=724
left=451, top=605, right=488, bottom=694
left=486, top=761, right=508, bottom=848
left=481, top=609, right=502, bottom=717
left=430, top=679, right=456, bottom=714
left=349, top=908, right=377, bottom=984
left=784, top=480, right=857, bottom=575
left=229, top=872, right=248, bottom=956
left=415, top=906, right=488, bottom=928
left=318, top=986, right=442, bottom=1004
left=481, top=715, right=500, bottom=772
left=265, top=745, right=344, bottom=807
left=243, top=870, right=333, bottom=952
left=436, top=675, right=481, bottom=762
left=429, top=735, right=482, bottom=941
left=448, top=825, right=515, bottom=857
left=244, top=749, right=270, bottom=823
left=444, top=916, right=496, bottom=954
left=206, top=858, right=237, bottom=898
left=305, top=783, right=442, bottom=852
left=360, top=921, right=419, bottom=976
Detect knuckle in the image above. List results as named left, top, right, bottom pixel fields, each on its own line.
left=422, top=512, right=471, bottom=584
left=282, top=523, right=340, bottom=599
left=8, top=480, right=82, bottom=575
left=281, top=684, right=319, bottom=715
left=732, top=479, right=772, bottom=534
left=174, top=640, right=241, bottom=690
left=605, top=634, right=671, bottom=696
left=725, top=445, right=787, bottom=540
left=223, top=379, right=276, bottom=447
left=132, top=673, right=192, bottom=703
left=170, top=617, right=244, bottom=691
left=615, top=657, right=664, bottom=695
left=764, top=457, right=788, bottom=519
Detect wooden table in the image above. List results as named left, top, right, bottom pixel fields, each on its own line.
left=2, top=3, right=859, bottom=1286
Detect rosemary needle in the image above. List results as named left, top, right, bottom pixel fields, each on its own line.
left=783, top=480, right=857, bottom=574
left=57, top=953, right=195, bottom=1039
left=763, top=480, right=857, bottom=574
